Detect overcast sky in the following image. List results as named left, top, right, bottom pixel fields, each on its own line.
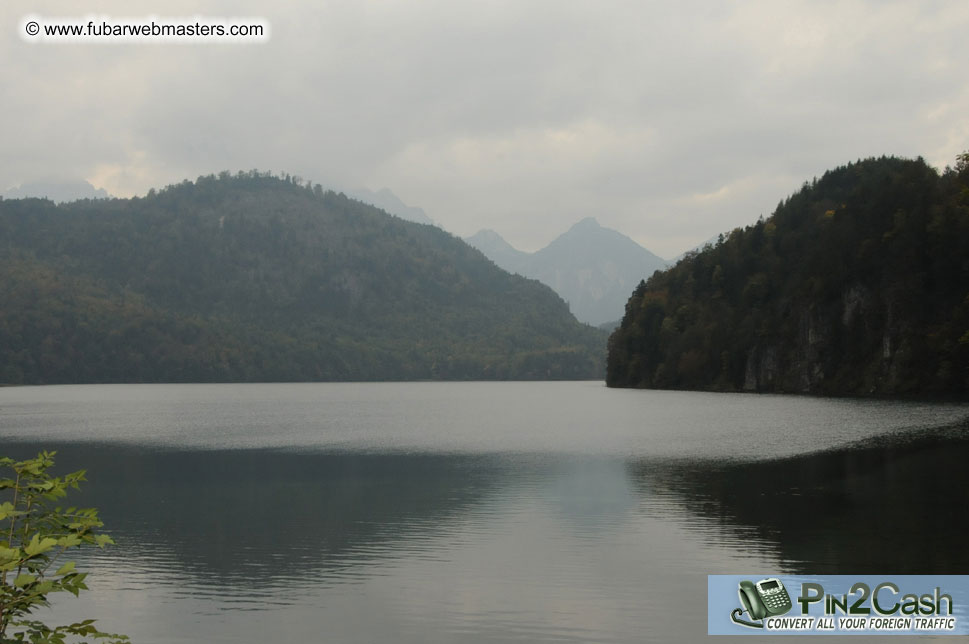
left=4, top=1, right=968, bottom=258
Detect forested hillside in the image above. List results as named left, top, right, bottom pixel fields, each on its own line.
left=0, top=171, right=606, bottom=384
left=607, top=154, right=969, bottom=396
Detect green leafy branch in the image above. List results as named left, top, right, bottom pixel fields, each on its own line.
left=0, top=452, right=128, bottom=644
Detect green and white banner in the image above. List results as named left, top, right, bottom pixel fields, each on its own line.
left=708, top=575, right=969, bottom=635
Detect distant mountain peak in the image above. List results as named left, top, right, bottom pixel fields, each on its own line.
left=345, top=187, right=434, bottom=225
left=465, top=229, right=528, bottom=273
left=467, top=218, right=668, bottom=326
left=469, top=228, right=504, bottom=241
left=467, top=229, right=514, bottom=248
left=4, top=179, right=111, bottom=203
left=570, top=216, right=601, bottom=231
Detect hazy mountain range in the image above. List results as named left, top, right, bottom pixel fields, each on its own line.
left=3, top=179, right=110, bottom=202
left=5, top=178, right=669, bottom=328
left=466, top=218, right=668, bottom=326
left=345, top=187, right=434, bottom=225
left=0, top=172, right=605, bottom=384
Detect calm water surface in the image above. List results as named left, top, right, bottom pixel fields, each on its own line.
left=1, top=382, right=968, bottom=643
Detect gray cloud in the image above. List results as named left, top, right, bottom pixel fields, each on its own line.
left=3, top=0, right=968, bottom=258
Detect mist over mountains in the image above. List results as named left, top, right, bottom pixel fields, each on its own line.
left=345, top=187, right=434, bottom=225
left=0, top=172, right=605, bottom=384
left=466, top=218, right=668, bottom=326
left=3, top=179, right=111, bottom=202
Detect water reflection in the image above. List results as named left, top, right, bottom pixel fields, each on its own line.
left=7, top=444, right=675, bottom=643
left=7, top=434, right=957, bottom=642
left=628, top=420, right=969, bottom=574
left=2, top=444, right=514, bottom=598
left=11, top=424, right=969, bottom=584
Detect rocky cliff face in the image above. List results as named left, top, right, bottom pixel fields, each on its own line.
left=741, top=283, right=919, bottom=394
left=742, top=286, right=876, bottom=393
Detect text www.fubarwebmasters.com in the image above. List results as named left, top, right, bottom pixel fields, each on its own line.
left=21, top=15, right=269, bottom=43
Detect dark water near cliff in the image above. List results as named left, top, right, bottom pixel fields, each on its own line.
left=1, top=382, right=967, bottom=642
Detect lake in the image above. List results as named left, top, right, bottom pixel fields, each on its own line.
left=1, top=382, right=968, bottom=642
